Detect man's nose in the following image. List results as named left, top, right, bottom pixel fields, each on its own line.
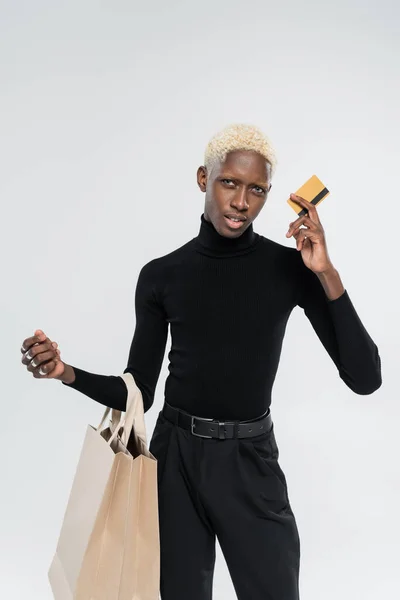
left=231, top=188, right=249, bottom=209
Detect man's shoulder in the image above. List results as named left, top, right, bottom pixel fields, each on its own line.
left=258, top=234, right=298, bottom=258
left=256, top=234, right=305, bottom=280
left=139, top=238, right=195, bottom=278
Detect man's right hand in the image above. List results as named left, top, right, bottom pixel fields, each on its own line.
left=21, top=329, right=68, bottom=381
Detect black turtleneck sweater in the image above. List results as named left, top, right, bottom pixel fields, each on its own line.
left=62, top=213, right=382, bottom=420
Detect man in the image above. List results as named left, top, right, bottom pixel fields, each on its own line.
left=21, top=124, right=382, bottom=600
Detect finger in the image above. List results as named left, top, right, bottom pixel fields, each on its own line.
left=294, top=226, right=321, bottom=241
left=293, top=228, right=312, bottom=251
left=32, top=360, right=57, bottom=379
left=290, top=222, right=317, bottom=239
left=289, top=194, right=321, bottom=223
left=287, top=215, right=317, bottom=237
left=294, top=227, right=323, bottom=249
left=21, top=334, right=41, bottom=353
left=292, top=228, right=301, bottom=239
left=34, top=330, right=47, bottom=343
left=21, top=343, right=47, bottom=364
left=26, top=349, right=57, bottom=371
left=292, top=228, right=305, bottom=243
left=286, top=215, right=306, bottom=236
left=289, top=194, right=311, bottom=209
left=300, top=216, right=317, bottom=229
left=21, top=338, right=53, bottom=364
left=21, top=329, right=47, bottom=353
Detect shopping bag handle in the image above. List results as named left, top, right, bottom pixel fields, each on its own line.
left=96, top=372, right=147, bottom=448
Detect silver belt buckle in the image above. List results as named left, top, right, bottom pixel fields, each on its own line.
left=191, top=415, right=214, bottom=438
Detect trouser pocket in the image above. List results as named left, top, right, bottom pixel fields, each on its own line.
left=149, top=411, right=174, bottom=489
left=240, top=423, right=290, bottom=507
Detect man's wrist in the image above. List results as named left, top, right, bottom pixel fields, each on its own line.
left=316, top=266, right=346, bottom=301
left=57, top=363, right=76, bottom=384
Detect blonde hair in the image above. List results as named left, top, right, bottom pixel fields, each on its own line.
left=204, top=123, right=277, bottom=177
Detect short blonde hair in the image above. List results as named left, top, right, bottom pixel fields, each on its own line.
left=204, top=123, right=277, bottom=177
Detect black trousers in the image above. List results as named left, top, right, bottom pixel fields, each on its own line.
left=149, top=407, right=301, bottom=600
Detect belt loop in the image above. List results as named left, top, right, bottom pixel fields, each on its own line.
left=218, top=422, right=226, bottom=440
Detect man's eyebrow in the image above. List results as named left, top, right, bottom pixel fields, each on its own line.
left=219, top=173, right=268, bottom=187
left=251, top=181, right=269, bottom=188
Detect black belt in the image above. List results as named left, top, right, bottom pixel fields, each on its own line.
left=161, top=402, right=272, bottom=440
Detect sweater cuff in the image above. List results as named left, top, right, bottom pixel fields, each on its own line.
left=326, top=289, right=360, bottom=323
left=326, top=288, right=348, bottom=305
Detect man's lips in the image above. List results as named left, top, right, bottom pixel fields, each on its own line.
left=224, top=212, right=247, bottom=221
left=224, top=215, right=246, bottom=229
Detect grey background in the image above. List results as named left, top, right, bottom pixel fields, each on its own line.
left=1, top=1, right=399, bottom=598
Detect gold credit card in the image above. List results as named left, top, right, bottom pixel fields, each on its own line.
left=287, top=175, right=330, bottom=216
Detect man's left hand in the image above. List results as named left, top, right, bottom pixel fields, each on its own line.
left=286, top=194, right=333, bottom=273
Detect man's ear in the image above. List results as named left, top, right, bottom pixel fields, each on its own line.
left=197, top=166, right=207, bottom=193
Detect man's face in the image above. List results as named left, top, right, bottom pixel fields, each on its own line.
left=197, top=150, right=272, bottom=238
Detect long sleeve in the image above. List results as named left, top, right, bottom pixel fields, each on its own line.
left=62, top=260, right=169, bottom=412
left=295, top=256, right=382, bottom=395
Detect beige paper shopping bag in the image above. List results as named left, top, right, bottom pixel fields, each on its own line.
left=48, top=372, right=160, bottom=600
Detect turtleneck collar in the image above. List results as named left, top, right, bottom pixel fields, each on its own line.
left=193, top=213, right=260, bottom=257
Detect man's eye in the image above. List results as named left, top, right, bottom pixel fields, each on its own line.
left=253, top=186, right=265, bottom=194
left=221, top=179, right=234, bottom=185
